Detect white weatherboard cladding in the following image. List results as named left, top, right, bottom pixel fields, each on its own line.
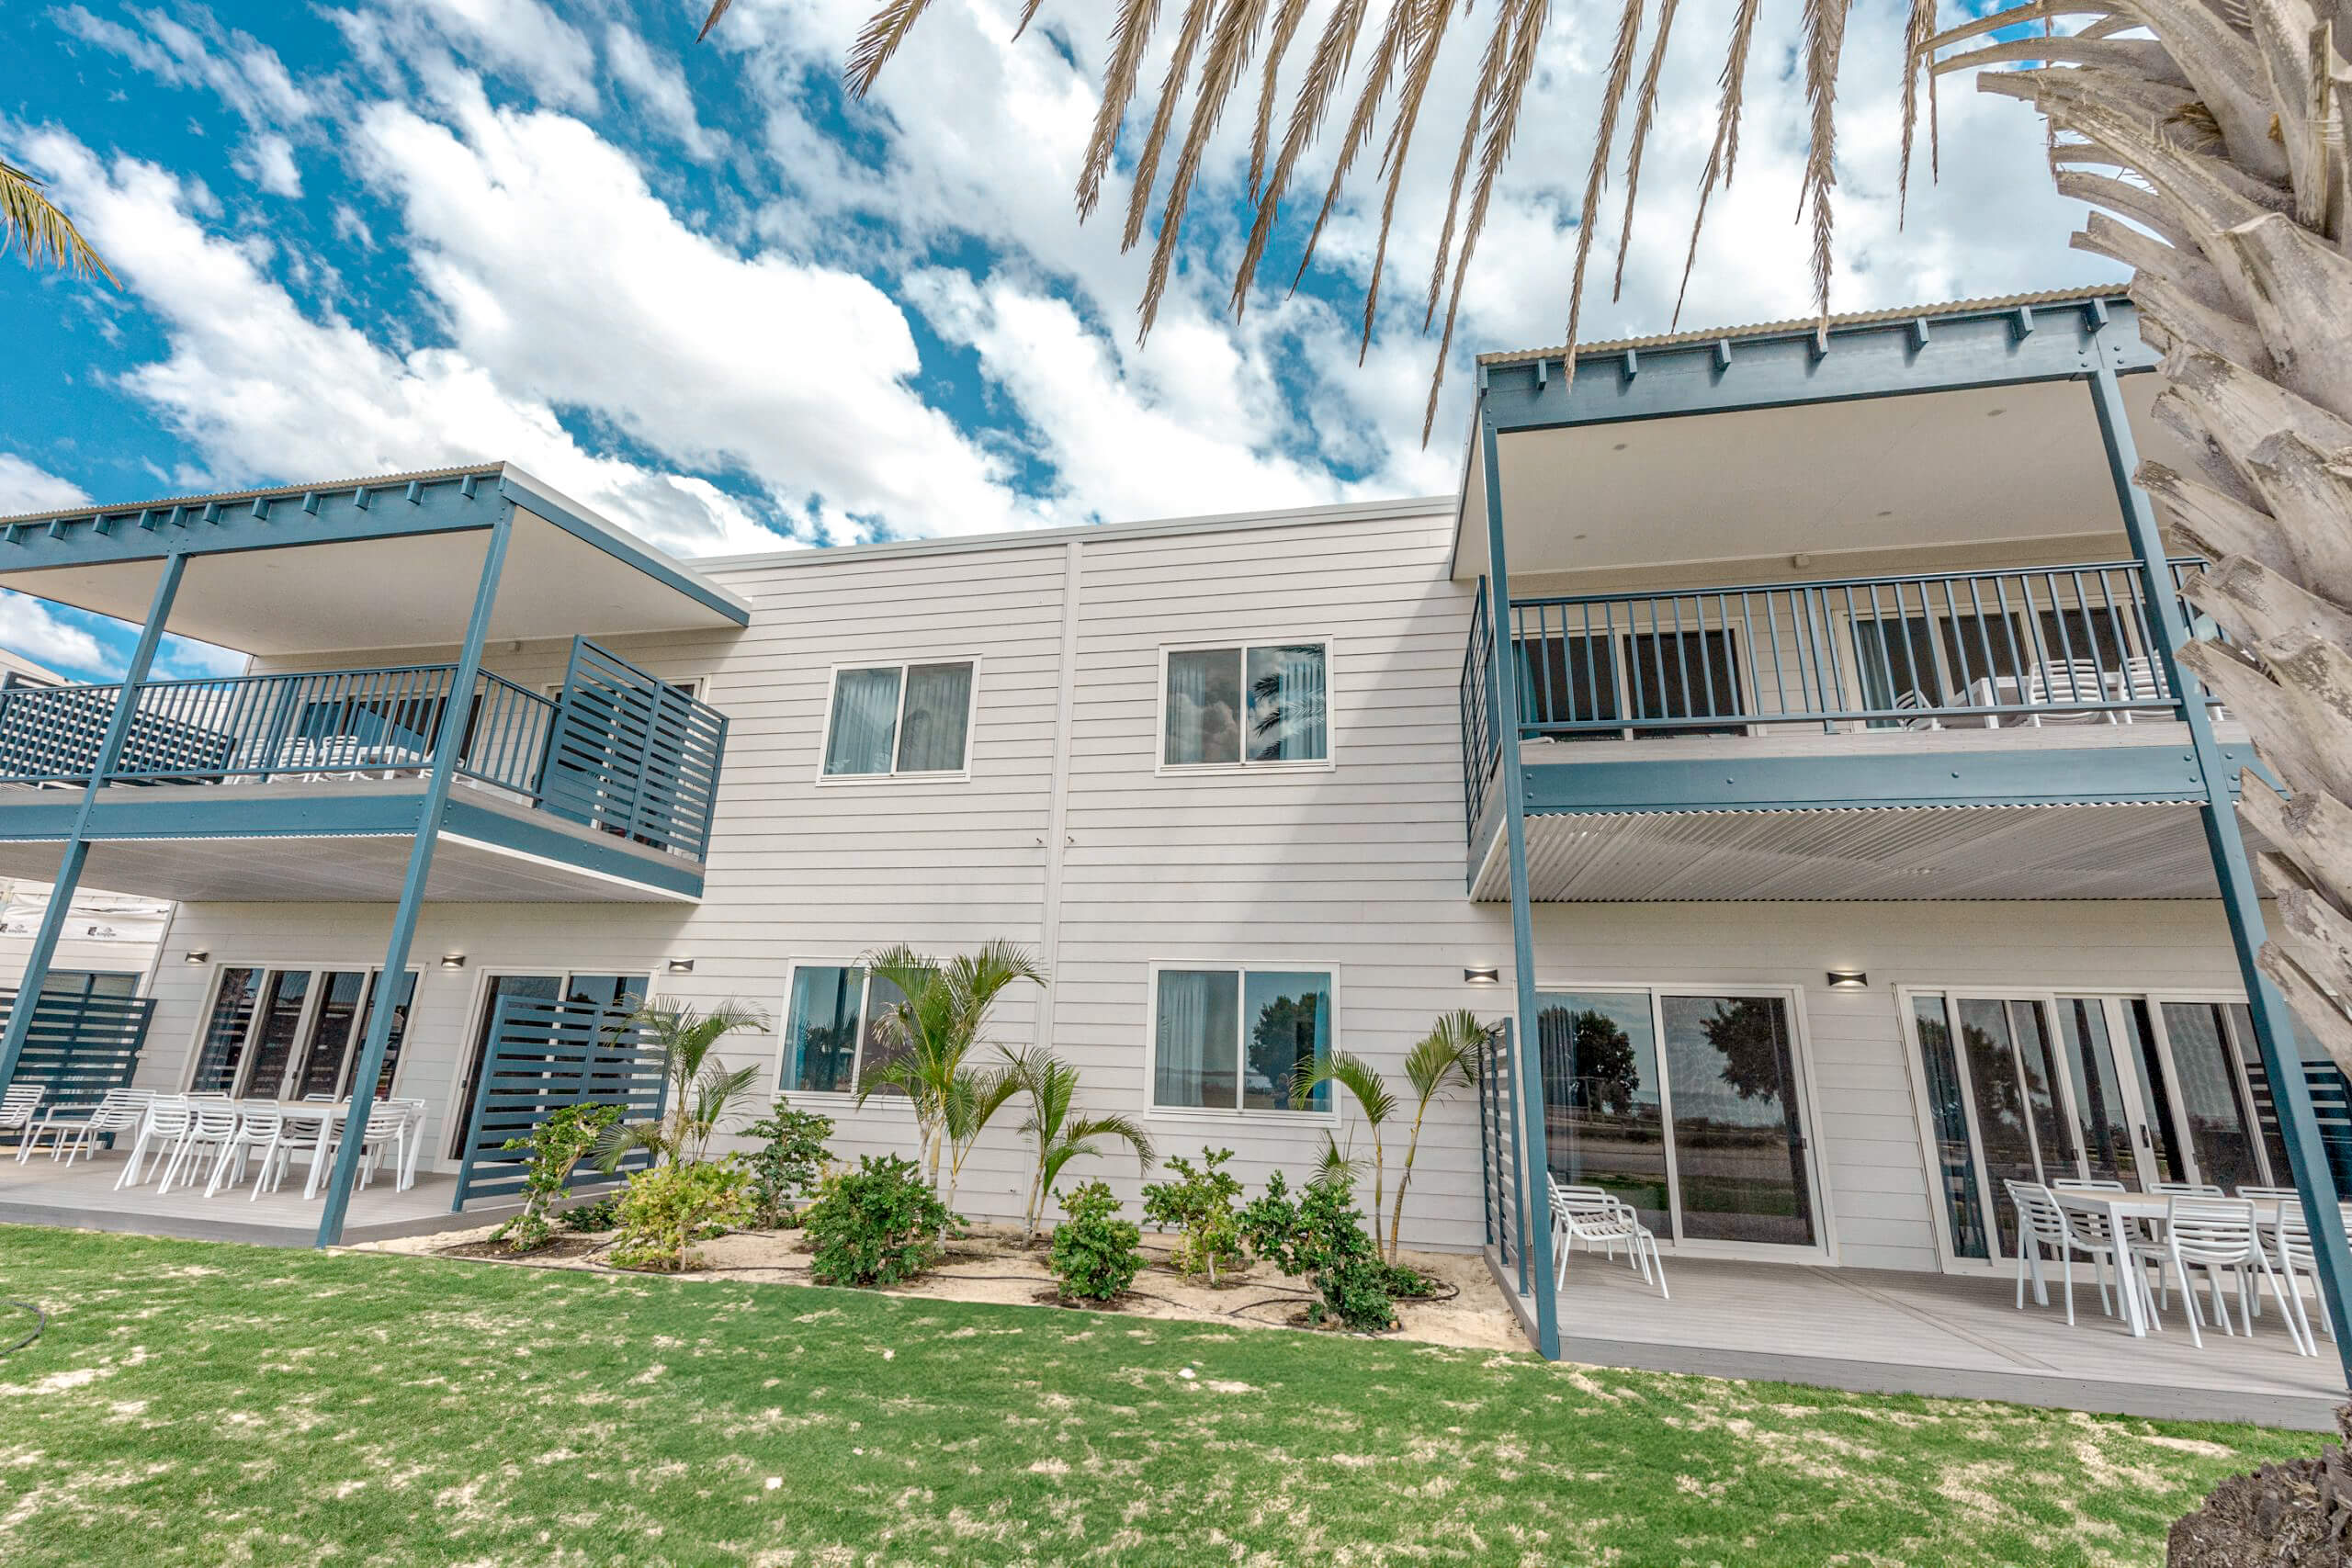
left=110, top=504, right=2263, bottom=1265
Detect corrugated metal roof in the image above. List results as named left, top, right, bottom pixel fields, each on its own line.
left=1470, top=800, right=2233, bottom=902
left=1476, top=285, right=2127, bottom=368
left=0, top=462, right=506, bottom=528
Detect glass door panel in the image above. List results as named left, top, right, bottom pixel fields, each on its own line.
left=294, top=971, right=368, bottom=1100
left=2122, top=999, right=2192, bottom=1184
left=1658, top=994, right=1815, bottom=1247
left=1536, top=991, right=1671, bottom=1236
left=234, top=970, right=312, bottom=1099
left=1953, top=998, right=2043, bottom=1256
left=2161, top=1001, right=2268, bottom=1192
left=188, top=966, right=261, bottom=1091
left=2054, top=997, right=2143, bottom=1190
left=355, top=971, right=419, bottom=1101
left=1910, top=995, right=1991, bottom=1259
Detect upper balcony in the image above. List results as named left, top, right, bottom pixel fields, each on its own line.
left=0, top=466, right=747, bottom=903
left=1453, top=290, right=2261, bottom=903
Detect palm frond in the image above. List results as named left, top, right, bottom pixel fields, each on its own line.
left=1609, top=0, right=1681, bottom=302
left=1064, top=1112, right=1156, bottom=1169
left=1012, top=0, right=1048, bottom=40
left=1896, top=0, right=1939, bottom=224
left=844, top=0, right=943, bottom=99
left=1137, top=0, right=1273, bottom=344
left=1078, top=0, right=1170, bottom=221
left=1419, top=0, right=1510, bottom=334
left=1121, top=0, right=1217, bottom=254
left=1796, top=0, right=1852, bottom=321
left=1557, top=0, right=1647, bottom=377
left=1282, top=0, right=1416, bottom=302
left=1351, top=0, right=1454, bottom=361
left=1314, top=1130, right=1363, bottom=1187
left=697, top=0, right=734, bottom=41
left=1668, top=0, right=1760, bottom=332
left=1229, top=0, right=1370, bottom=318
left=1422, top=0, right=1548, bottom=443
left=1292, top=1048, right=1396, bottom=1123
left=1247, top=0, right=1315, bottom=202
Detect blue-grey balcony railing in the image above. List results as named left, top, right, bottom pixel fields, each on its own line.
left=0, top=637, right=727, bottom=863
left=1460, top=558, right=2219, bottom=838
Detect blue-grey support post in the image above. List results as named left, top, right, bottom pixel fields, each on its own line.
left=316, top=510, right=512, bottom=1247
left=1481, top=408, right=1562, bottom=1359
left=2089, top=348, right=2352, bottom=1382
left=0, top=553, right=187, bottom=1093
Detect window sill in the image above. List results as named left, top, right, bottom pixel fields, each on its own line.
left=1144, top=1105, right=1337, bottom=1126
left=1152, top=760, right=1335, bottom=779
left=812, top=770, right=973, bottom=787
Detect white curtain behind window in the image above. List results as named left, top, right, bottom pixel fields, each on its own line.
left=1156, top=970, right=1238, bottom=1108
left=896, top=662, right=973, bottom=772
left=824, top=667, right=902, bottom=775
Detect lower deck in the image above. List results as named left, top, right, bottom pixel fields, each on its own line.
left=0, top=1148, right=501, bottom=1247
left=1544, top=1249, right=2343, bottom=1429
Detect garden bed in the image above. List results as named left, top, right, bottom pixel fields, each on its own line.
left=362, top=1220, right=1528, bottom=1349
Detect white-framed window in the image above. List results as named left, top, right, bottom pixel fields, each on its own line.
left=1148, top=962, right=1335, bottom=1115
left=1159, top=640, right=1330, bottom=770
left=777, top=962, right=911, bottom=1098
left=818, top=660, right=978, bottom=780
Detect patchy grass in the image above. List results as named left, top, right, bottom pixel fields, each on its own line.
left=0, top=1225, right=2317, bottom=1566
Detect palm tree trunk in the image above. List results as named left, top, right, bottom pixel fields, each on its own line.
left=1388, top=1108, right=1430, bottom=1264
left=1937, top=6, right=2352, bottom=1082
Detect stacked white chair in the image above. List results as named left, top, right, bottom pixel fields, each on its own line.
left=29, top=1088, right=152, bottom=1165
left=157, top=1100, right=241, bottom=1195
left=2128, top=1195, right=2312, bottom=1355
left=2274, top=1201, right=2350, bottom=1350
left=116, top=1096, right=195, bottom=1189
left=1547, top=1176, right=1668, bottom=1298
left=205, top=1105, right=284, bottom=1198
left=2037, top=1180, right=2133, bottom=1322
left=0, top=1084, right=45, bottom=1159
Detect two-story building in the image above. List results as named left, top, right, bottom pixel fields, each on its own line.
left=0, top=288, right=2342, bottom=1422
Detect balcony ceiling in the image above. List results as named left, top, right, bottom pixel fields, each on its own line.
left=0, top=471, right=749, bottom=657
left=1456, top=373, right=2204, bottom=584
left=1470, top=800, right=2242, bottom=902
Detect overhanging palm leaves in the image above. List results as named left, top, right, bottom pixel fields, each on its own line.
left=856, top=940, right=1048, bottom=1198
left=1, top=156, right=112, bottom=284
left=594, top=998, right=770, bottom=1171
left=1294, top=1014, right=1480, bottom=1261
left=1000, top=1044, right=1156, bottom=1237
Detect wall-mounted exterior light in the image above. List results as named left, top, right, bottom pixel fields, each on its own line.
left=1826, top=970, right=1869, bottom=990
left=440, top=953, right=468, bottom=969
left=183, top=950, right=209, bottom=965
left=1464, top=966, right=1501, bottom=986
left=667, top=958, right=695, bottom=975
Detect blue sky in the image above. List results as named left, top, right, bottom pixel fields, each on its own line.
left=0, top=0, right=2110, bottom=679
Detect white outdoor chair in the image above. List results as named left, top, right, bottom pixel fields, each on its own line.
left=2115, top=654, right=2179, bottom=722
left=2024, top=1181, right=2135, bottom=1324
left=2151, top=1181, right=2226, bottom=1197
left=205, top=1105, right=283, bottom=1198
left=0, top=1084, right=45, bottom=1158
left=2274, top=1201, right=2352, bottom=1350
left=1547, top=1177, right=1668, bottom=1298
left=2236, top=1185, right=2300, bottom=1201
left=27, top=1089, right=153, bottom=1165
left=115, top=1096, right=195, bottom=1188
left=2021, top=660, right=2110, bottom=725
left=157, top=1100, right=241, bottom=1195
left=387, top=1099, right=430, bottom=1190
left=2129, top=1195, right=2312, bottom=1355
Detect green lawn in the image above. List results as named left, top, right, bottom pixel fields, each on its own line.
left=0, top=1226, right=2317, bottom=1566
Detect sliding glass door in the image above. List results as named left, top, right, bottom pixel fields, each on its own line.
left=1908, top=988, right=2313, bottom=1268
left=187, top=964, right=417, bottom=1100
left=1538, top=987, right=1819, bottom=1253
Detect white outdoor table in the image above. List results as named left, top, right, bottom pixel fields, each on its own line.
left=2047, top=1188, right=2299, bottom=1337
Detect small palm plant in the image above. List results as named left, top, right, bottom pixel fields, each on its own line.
left=856, top=940, right=1046, bottom=1196
left=594, top=998, right=769, bottom=1172
left=1292, top=1051, right=1396, bottom=1251
left=938, top=1058, right=1021, bottom=1215
left=1000, top=1045, right=1155, bottom=1240
left=1294, top=1011, right=1484, bottom=1262
left=1383, top=1010, right=1484, bottom=1262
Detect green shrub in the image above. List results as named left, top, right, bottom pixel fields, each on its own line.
left=1238, top=1171, right=1397, bottom=1332
left=1139, top=1147, right=1246, bottom=1284
left=741, top=1101, right=835, bottom=1227
left=1046, top=1180, right=1144, bottom=1302
left=489, top=1103, right=620, bottom=1254
left=802, top=1155, right=952, bottom=1287
left=605, top=1157, right=752, bottom=1272
left=559, top=1193, right=621, bottom=1233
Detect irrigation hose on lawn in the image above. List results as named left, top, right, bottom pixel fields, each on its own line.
left=3, top=1299, right=44, bottom=1357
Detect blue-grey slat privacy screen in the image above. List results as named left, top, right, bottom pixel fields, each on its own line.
left=451, top=995, right=667, bottom=1209
left=0, top=986, right=154, bottom=1116
left=541, top=639, right=728, bottom=861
